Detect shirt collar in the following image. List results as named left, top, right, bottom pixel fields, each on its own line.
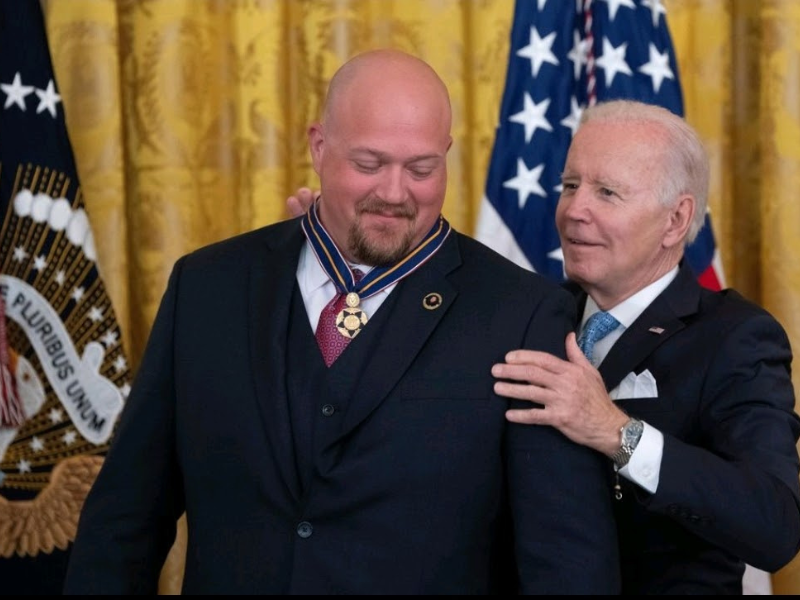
left=582, top=266, right=679, bottom=330
left=298, top=240, right=372, bottom=293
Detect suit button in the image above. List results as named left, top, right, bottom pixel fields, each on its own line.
left=321, top=404, right=335, bottom=417
left=297, top=521, right=313, bottom=538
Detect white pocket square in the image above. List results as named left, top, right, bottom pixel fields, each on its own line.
left=609, top=369, right=658, bottom=400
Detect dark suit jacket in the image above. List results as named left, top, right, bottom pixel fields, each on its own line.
left=568, top=261, right=800, bottom=594
left=63, top=219, right=620, bottom=594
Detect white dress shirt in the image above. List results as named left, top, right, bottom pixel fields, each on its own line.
left=579, top=267, right=678, bottom=494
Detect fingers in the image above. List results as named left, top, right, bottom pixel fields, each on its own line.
left=499, top=349, right=567, bottom=373
left=286, top=196, right=307, bottom=218
left=505, top=407, right=549, bottom=425
left=565, top=331, right=589, bottom=364
left=286, top=187, right=320, bottom=217
left=493, top=379, right=553, bottom=403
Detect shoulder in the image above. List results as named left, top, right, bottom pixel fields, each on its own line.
left=179, top=218, right=301, bottom=266
left=694, top=286, right=792, bottom=353
left=700, top=286, right=784, bottom=328
left=454, top=233, right=568, bottom=296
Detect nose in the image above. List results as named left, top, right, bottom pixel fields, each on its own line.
left=377, top=165, right=406, bottom=204
left=558, top=185, right=590, bottom=222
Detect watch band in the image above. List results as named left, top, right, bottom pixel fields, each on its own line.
left=611, top=418, right=644, bottom=468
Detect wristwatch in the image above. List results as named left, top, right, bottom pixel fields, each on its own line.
left=610, top=418, right=644, bottom=469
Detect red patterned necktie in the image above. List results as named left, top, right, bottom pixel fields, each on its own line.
left=316, top=268, right=365, bottom=367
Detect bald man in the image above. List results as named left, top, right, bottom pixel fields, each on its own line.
left=63, top=50, right=620, bottom=594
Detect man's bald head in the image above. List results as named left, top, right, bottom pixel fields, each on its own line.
left=322, top=49, right=452, bottom=135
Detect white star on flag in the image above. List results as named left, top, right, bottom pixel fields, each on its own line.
left=1, top=72, right=34, bottom=110
left=639, top=43, right=674, bottom=93
left=34, top=79, right=61, bottom=118
left=509, top=94, right=552, bottom=143
left=503, top=158, right=546, bottom=208
left=516, top=27, right=559, bottom=77
left=596, top=37, right=633, bottom=87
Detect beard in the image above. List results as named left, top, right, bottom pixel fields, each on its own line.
left=348, top=197, right=418, bottom=265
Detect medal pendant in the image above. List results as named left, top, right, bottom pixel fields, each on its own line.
left=345, top=292, right=360, bottom=308
left=335, top=306, right=369, bottom=339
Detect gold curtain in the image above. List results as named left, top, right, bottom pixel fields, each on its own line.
left=39, top=0, right=800, bottom=594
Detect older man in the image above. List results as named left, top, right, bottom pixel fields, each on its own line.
left=493, top=99, right=800, bottom=594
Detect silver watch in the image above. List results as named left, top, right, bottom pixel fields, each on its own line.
left=611, top=418, right=644, bottom=468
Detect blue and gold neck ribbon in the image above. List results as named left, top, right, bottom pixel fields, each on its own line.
left=301, top=199, right=451, bottom=337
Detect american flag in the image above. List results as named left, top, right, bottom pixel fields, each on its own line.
left=476, top=0, right=725, bottom=291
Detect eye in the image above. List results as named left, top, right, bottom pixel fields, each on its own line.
left=561, top=181, right=578, bottom=191
left=409, top=167, right=434, bottom=179
left=599, top=187, right=616, bottom=198
left=353, top=161, right=380, bottom=173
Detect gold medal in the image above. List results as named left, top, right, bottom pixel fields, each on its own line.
left=336, top=307, right=369, bottom=338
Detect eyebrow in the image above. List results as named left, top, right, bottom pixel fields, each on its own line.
left=349, top=148, right=443, bottom=163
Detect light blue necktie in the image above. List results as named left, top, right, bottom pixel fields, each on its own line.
left=578, top=311, right=620, bottom=363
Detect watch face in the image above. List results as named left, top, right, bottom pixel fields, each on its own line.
left=623, top=419, right=644, bottom=445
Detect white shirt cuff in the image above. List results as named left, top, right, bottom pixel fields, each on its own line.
left=618, top=421, right=662, bottom=494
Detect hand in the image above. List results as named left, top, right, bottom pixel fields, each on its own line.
left=491, top=332, right=629, bottom=456
left=287, top=187, right=319, bottom=218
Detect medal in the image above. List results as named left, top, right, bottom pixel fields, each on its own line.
left=336, top=291, right=368, bottom=338
left=336, top=306, right=369, bottom=338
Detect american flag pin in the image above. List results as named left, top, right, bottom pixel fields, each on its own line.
left=649, top=327, right=665, bottom=334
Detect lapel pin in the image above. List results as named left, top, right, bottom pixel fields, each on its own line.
left=648, top=326, right=665, bottom=334
left=423, top=293, right=442, bottom=310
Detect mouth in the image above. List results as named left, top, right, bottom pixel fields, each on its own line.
left=566, top=237, right=594, bottom=246
left=361, top=207, right=414, bottom=220
left=362, top=211, right=410, bottom=227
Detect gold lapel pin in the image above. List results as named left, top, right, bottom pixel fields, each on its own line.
left=423, top=293, right=443, bottom=310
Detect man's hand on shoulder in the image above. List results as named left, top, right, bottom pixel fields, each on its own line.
left=492, top=331, right=628, bottom=455
left=287, top=187, right=319, bottom=217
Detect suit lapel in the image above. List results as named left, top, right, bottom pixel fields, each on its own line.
left=320, top=233, right=460, bottom=447
left=248, top=219, right=306, bottom=500
left=590, top=263, right=702, bottom=391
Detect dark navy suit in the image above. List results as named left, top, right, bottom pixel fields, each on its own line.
left=64, top=218, right=620, bottom=594
left=569, top=262, right=800, bottom=594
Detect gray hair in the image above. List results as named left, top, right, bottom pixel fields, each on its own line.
left=578, top=100, right=709, bottom=244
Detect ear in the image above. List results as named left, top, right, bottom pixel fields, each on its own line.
left=308, top=122, right=325, bottom=175
left=663, top=194, right=695, bottom=249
